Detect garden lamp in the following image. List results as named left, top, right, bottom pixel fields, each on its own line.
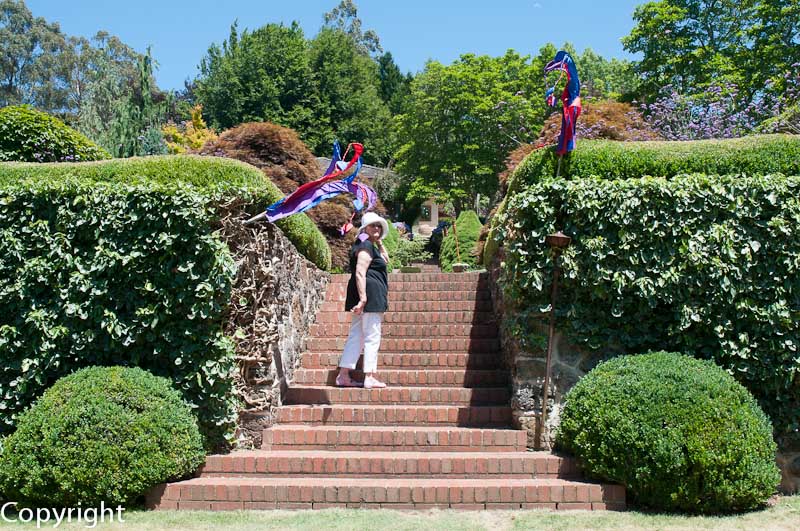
left=539, top=231, right=571, bottom=448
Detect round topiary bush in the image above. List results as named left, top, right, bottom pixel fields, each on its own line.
left=0, top=105, right=111, bottom=162
left=0, top=366, right=205, bottom=507
left=557, top=351, right=780, bottom=514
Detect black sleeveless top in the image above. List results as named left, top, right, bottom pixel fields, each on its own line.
left=344, top=239, right=389, bottom=313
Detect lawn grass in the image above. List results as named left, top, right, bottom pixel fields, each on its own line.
left=0, top=496, right=797, bottom=530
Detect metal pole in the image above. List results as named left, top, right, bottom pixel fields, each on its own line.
left=539, top=242, right=565, bottom=449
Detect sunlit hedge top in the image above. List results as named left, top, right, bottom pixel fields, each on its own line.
left=0, top=154, right=268, bottom=189
left=0, top=155, right=331, bottom=270
left=485, top=134, right=800, bottom=267
left=0, top=105, right=111, bottom=163
left=508, top=134, right=800, bottom=194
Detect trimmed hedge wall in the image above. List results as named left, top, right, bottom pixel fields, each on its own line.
left=485, top=134, right=800, bottom=267
left=440, top=210, right=483, bottom=272
left=496, top=174, right=800, bottom=441
left=0, top=105, right=111, bottom=163
left=0, top=156, right=331, bottom=270
left=0, top=156, right=330, bottom=445
left=511, top=135, right=800, bottom=190
left=558, top=352, right=780, bottom=513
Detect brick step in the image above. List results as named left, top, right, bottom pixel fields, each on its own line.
left=319, top=300, right=494, bottom=312
left=309, top=323, right=498, bottom=339
left=262, top=426, right=526, bottom=452
left=147, top=477, right=626, bottom=511
left=314, top=311, right=496, bottom=325
left=292, top=369, right=509, bottom=387
left=314, top=311, right=496, bottom=324
left=324, top=281, right=489, bottom=295
left=285, top=386, right=510, bottom=406
left=323, top=290, right=491, bottom=303
left=330, top=273, right=485, bottom=283
left=275, top=405, right=512, bottom=426
left=300, top=352, right=502, bottom=369
left=198, top=451, right=581, bottom=479
left=306, top=337, right=500, bottom=353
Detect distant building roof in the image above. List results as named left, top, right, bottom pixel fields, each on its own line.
left=316, top=157, right=397, bottom=182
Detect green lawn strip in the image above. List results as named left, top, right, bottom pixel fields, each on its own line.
left=0, top=497, right=796, bottom=530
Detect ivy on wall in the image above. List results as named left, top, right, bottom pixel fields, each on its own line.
left=496, top=173, right=800, bottom=440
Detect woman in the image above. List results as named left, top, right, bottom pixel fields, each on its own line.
left=336, top=212, right=390, bottom=389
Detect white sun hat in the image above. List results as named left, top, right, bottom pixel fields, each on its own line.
left=358, top=212, right=389, bottom=240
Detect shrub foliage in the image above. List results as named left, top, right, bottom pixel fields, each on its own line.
left=198, top=121, right=378, bottom=270
left=536, top=100, right=661, bottom=146
left=0, top=156, right=330, bottom=444
left=0, top=105, right=111, bottom=163
left=486, top=134, right=800, bottom=268
left=0, top=366, right=205, bottom=507
left=510, top=134, right=800, bottom=191
left=558, top=352, right=780, bottom=513
left=496, top=173, right=800, bottom=440
left=0, top=180, right=236, bottom=441
left=440, top=210, right=483, bottom=272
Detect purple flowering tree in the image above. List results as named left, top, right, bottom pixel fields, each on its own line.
left=641, top=64, right=800, bottom=140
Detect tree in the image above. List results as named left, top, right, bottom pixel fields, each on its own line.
left=749, top=0, right=800, bottom=94
left=395, top=51, right=546, bottom=213
left=63, top=31, right=140, bottom=115
left=79, top=48, right=168, bottom=157
left=378, top=52, right=412, bottom=114
left=307, top=27, right=394, bottom=165
left=0, top=0, right=69, bottom=111
left=322, top=0, right=382, bottom=56
left=577, top=48, right=639, bottom=100
left=622, top=0, right=756, bottom=99
left=194, top=22, right=324, bottom=149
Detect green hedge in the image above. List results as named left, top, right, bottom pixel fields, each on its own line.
left=558, top=352, right=780, bottom=514
left=440, top=210, right=482, bottom=272
left=0, top=105, right=111, bottom=163
left=0, top=156, right=331, bottom=270
left=0, top=156, right=330, bottom=445
left=384, top=221, right=400, bottom=273
left=511, top=135, right=800, bottom=189
left=485, top=135, right=800, bottom=267
left=0, top=366, right=205, bottom=507
left=497, top=174, right=800, bottom=441
left=0, top=180, right=236, bottom=444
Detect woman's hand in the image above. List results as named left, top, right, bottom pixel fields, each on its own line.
left=351, top=300, right=366, bottom=314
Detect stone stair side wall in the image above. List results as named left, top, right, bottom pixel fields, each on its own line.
left=222, top=221, right=328, bottom=447
left=487, top=250, right=607, bottom=450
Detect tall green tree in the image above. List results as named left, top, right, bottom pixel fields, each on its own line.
left=749, top=0, right=800, bottom=93
left=322, top=0, right=382, bottom=56
left=395, top=51, right=545, bottom=212
left=79, top=48, right=168, bottom=157
left=577, top=48, right=639, bottom=99
left=622, top=0, right=756, bottom=99
left=64, top=31, right=140, bottom=114
left=194, top=22, right=324, bottom=149
left=378, top=52, right=412, bottom=114
left=0, top=0, right=69, bottom=111
left=307, top=27, right=394, bottom=165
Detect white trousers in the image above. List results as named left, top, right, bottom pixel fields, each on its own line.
left=338, top=312, right=383, bottom=374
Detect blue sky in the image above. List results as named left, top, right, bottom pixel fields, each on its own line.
left=27, top=0, right=644, bottom=91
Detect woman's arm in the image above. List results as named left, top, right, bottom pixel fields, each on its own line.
left=376, top=240, right=389, bottom=263
left=351, top=250, right=372, bottom=314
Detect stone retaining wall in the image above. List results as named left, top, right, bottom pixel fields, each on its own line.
left=221, top=220, right=328, bottom=448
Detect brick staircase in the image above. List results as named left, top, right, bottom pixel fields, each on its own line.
left=147, top=271, right=625, bottom=511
